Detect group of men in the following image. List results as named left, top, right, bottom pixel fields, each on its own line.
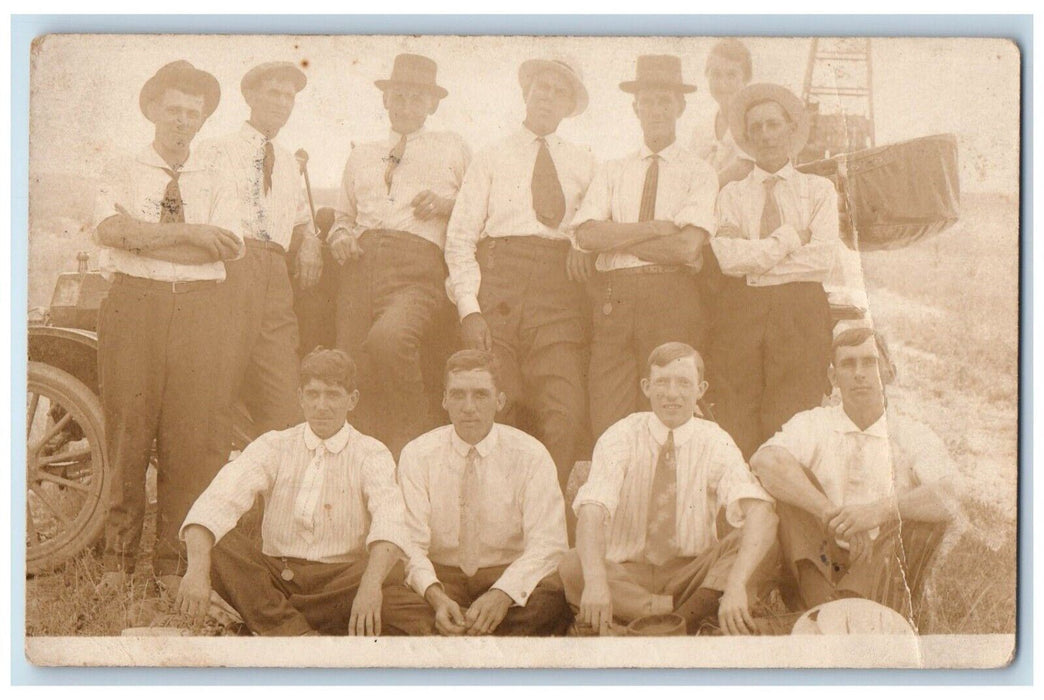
left=90, top=41, right=956, bottom=636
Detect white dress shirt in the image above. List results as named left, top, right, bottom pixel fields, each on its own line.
left=332, top=128, right=471, bottom=250
left=711, top=161, right=840, bottom=286
left=444, top=126, right=596, bottom=319
left=198, top=122, right=312, bottom=250
left=690, top=112, right=753, bottom=174
left=92, top=144, right=238, bottom=282
left=574, top=412, right=773, bottom=564
left=399, top=424, right=568, bottom=606
left=181, top=422, right=410, bottom=563
left=570, top=140, right=719, bottom=271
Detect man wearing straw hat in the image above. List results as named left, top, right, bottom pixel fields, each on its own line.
left=444, top=57, right=596, bottom=489
left=571, top=54, right=718, bottom=441
left=328, top=53, right=470, bottom=459
left=202, top=61, right=315, bottom=439
left=708, top=82, right=841, bottom=459
left=92, top=61, right=242, bottom=595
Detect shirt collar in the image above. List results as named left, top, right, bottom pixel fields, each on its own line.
left=517, top=125, right=560, bottom=149
left=831, top=403, right=889, bottom=438
left=241, top=121, right=274, bottom=146
left=450, top=423, right=500, bottom=459
left=388, top=127, right=426, bottom=147
left=303, top=421, right=353, bottom=454
left=136, top=143, right=205, bottom=173
left=639, top=139, right=682, bottom=163
left=647, top=412, right=697, bottom=447
left=751, top=160, right=797, bottom=183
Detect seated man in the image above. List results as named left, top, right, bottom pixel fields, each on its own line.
left=398, top=349, right=572, bottom=636
left=560, top=342, right=778, bottom=636
left=751, top=327, right=955, bottom=619
left=174, top=348, right=432, bottom=636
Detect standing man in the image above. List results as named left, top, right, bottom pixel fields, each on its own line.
left=92, top=61, right=242, bottom=593
left=691, top=39, right=756, bottom=187
left=751, top=328, right=955, bottom=618
left=708, top=83, right=840, bottom=459
left=559, top=343, right=778, bottom=635
left=328, top=53, right=470, bottom=459
left=398, top=350, right=571, bottom=636
left=175, top=348, right=434, bottom=636
left=203, top=61, right=319, bottom=438
left=444, top=57, right=596, bottom=488
left=572, top=55, right=718, bottom=440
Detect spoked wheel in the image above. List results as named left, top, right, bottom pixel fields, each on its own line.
left=26, top=361, right=108, bottom=575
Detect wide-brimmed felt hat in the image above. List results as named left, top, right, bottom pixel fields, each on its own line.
left=619, top=55, right=696, bottom=95
left=374, top=53, right=448, bottom=99
left=728, top=82, right=811, bottom=159
left=139, top=60, right=221, bottom=121
left=241, top=61, right=308, bottom=98
left=518, top=57, right=588, bottom=118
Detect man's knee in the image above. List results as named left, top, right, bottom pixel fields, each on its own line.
left=365, top=320, right=424, bottom=374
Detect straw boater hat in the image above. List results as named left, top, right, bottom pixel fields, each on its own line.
left=139, top=60, right=221, bottom=121
left=240, top=61, right=308, bottom=98
left=375, top=53, right=448, bottom=99
left=728, top=82, right=811, bottom=159
left=517, top=57, right=588, bottom=117
left=619, top=54, right=697, bottom=94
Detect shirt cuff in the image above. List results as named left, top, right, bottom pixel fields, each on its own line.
left=179, top=513, right=233, bottom=547
left=365, top=525, right=410, bottom=558
left=456, top=295, right=482, bottom=320
left=724, top=489, right=775, bottom=529
left=572, top=497, right=613, bottom=521
left=490, top=574, right=532, bottom=607
left=406, top=562, right=440, bottom=599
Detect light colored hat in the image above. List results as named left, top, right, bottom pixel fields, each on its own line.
left=139, top=60, right=221, bottom=121
left=619, top=54, right=697, bottom=94
left=728, top=82, right=811, bottom=159
left=241, top=61, right=308, bottom=98
left=375, top=53, right=448, bottom=99
left=518, top=57, right=588, bottom=118
left=791, top=599, right=917, bottom=635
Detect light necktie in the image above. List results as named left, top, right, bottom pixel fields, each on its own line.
left=840, top=433, right=881, bottom=542
left=458, top=446, right=482, bottom=577
left=159, top=168, right=185, bottom=223
left=262, top=140, right=275, bottom=196
left=638, top=155, right=660, bottom=222
left=759, top=175, right=782, bottom=238
left=293, top=442, right=327, bottom=544
left=531, top=136, right=566, bottom=229
left=645, top=430, right=678, bottom=566
left=384, top=133, right=407, bottom=194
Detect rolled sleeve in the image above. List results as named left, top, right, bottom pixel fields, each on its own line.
left=757, top=410, right=818, bottom=468
left=710, top=431, right=773, bottom=529
left=573, top=420, right=631, bottom=519
left=398, top=442, right=441, bottom=598
left=710, top=182, right=802, bottom=277
left=672, top=159, right=719, bottom=235
left=92, top=158, right=132, bottom=237
left=445, top=152, right=492, bottom=319
left=333, top=148, right=360, bottom=236
left=567, top=164, right=612, bottom=249
left=360, top=450, right=411, bottom=555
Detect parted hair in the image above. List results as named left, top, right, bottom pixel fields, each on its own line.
left=444, top=349, right=502, bottom=390
left=831, top=327, right=897, bottom=383
left=707, top=38, right=753, bottom=82
left=299, top=347, right=357, bottom=392
left=645, top=341, right=706, bottom=380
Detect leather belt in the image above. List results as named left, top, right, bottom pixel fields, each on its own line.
left=606, top=264, right=686, bottom=276
left=113, top=273, right=220, bottom=294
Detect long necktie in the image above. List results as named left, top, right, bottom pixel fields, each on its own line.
left=638, top=155, right=660, bottom=222
left=458, top=447, right=482, bottom=577
left=531, top=137, right=566, bottom=229
left=293, top=443, right=327, bottom=544
left=645, top=430, right=678, bottom=566
left=384, top=133, right=407, bottom=194
left=759, top=175, right=782, bottom=238
left=159, top=168, right=185, bottom=223
left=262, top=140, right=275, bottom=196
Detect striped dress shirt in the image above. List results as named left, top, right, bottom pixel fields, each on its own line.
left=181, top=422, right=410, bottom=563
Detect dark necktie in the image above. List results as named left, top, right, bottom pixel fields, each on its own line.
left=759, top=175, right=782, bottom=238
left=384, top=133, right=407, bottom=194
left=459, top=447, right=482, bottom=577
left=638, top=155, right=660, bottom=222
left=262, top=140, right=275, bottom=196
left=645, top=430, right=678, bottom=566
left=531, top=137, right=566, bottom=229
left=160, top=168, right=184, bottom=223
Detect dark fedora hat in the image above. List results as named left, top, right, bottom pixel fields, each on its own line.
left=139, top=60, right=221, bottom=121
left=374, top=53, right=448, bottom=99
left=619, top=55, right=697, bottom=94
left=241, top=61, right=308, bottom=98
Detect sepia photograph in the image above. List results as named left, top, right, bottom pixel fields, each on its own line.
left=21, top=31, right=1020, bottom=669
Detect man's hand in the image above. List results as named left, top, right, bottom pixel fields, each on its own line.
left=829, top=501, right=886, bottom=539
left=717, top=583, right=755, bottom=636
left=329, top=229, right=363, bottom=266
left=649, top=220, right=681, bottom=238
left=433, top=598, right=468, bottom=636
left=348, top=582, right=383, bottom=636
left=295, top=235, right=323, bottom=290
left=460, top=312, right=492, bottom=352
left=411, top=190, right=450, bottom=221
left=578, top=577, right=613, bottom=635
left=174, top=567, right=212, bottom=628
left=464, top=588, right=512, bottom=636
left=795, top=228, right=814, bottom=245
left=566, top=247, right=596, bottom=283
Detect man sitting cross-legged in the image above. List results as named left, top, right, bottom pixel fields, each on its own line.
left=559, top=342, right=779, bottom=635
left=174, top=348, right=432, bottom=636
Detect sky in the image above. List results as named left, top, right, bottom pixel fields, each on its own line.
left=29, top=34, right=1020, bottom=194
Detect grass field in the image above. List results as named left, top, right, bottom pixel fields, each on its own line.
left=24, top=187, right=1019, bottom=637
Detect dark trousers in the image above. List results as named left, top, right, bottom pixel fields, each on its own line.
left=434, top=563, right=573, bottom=636
left=707, top=281, right=832, bottom=459
left=477, top=237, right=590, bottom=488
left=210, top=528, right=435, bottom=636
left=97, top=274, right=233, bottom=576
left=587, top=268, right=705, bottom=440
left=336, top=230, right=455, bottom=458
left=225, top=240, right=303, bottom=438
